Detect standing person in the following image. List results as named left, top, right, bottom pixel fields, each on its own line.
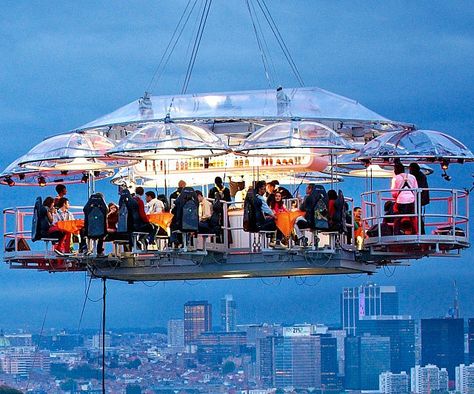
left=409, top=162, right=430, bottom=234
left=208, top=176, right=231, bottom=202
left=353, top=206, right=365, bottom=249
left=53, top=184, right=67, bottom=208
left=170, top=180, right=186, bottom=202
left=391, top=162, right=418, bottom=235
left=145, top=191, right=164, bottom=214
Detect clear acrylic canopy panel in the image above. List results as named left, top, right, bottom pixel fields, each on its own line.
left=292, top=172, right=344, bottom=184
left=356, top=129, right=474, bottom=163
left=0, top=156, right=114, bottom=186
left=18, top=131, right=133, bottom=170
left=236, top=121, right=356, bottom=155
left=77, top=87, right=399, bottom=131
left=107, top=121, right=229, bottom=159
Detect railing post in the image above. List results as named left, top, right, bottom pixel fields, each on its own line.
left=223, top=202, right=229, bottom=250
left=417, top=189, right=421, bottom=239
left=376, top=191, right=381, bottom=243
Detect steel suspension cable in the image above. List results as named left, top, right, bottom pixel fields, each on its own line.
left=146, top=0, right=195, bottom=92
left=255, top=0, right=305, bottom=86
left=181, top=0, right=213, bottom=94
left=246, top=0, right=273, bottom=87
left=249, top=0, right=278, bottom=85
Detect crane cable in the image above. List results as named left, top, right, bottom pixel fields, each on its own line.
left=181, top=0, right=213, bottom=94
left=255, top=0, right=305, bottom=87
left=245, top=0, right=273, bottom=87
left=147, top=0, right=197, bottom=92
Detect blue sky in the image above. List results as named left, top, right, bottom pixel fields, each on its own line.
left=0, top=1, right=473, bottom=329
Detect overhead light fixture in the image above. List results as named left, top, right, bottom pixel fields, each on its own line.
left=441, top=159, right=449, bottom=171
left=60, top=170, right=68, bottom=175
left=5, top=177, right=15, bottom=187
left=18, top=174, right=25, bottom=181
left=38, top=176, right=46, bottom=187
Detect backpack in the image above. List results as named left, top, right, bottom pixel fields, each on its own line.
left=31, top=196, right=42, bottom=242
left=117, top=189, right=131, bottom=233
left=243, top=189, right=258, bottom=232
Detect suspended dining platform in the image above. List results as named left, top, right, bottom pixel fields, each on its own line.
left=2, top=187, right=469, bottom=283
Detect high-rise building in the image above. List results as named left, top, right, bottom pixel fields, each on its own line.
left=167, top=319, right=185, bottom=348
left=256, top=335, right=283, bottom=387
left=273, top=327, right=321, bottom=389
left=379, top=371, right=409, bottom=394
left=320, top=334, right=340, bottom=390
left=345, top=334, right=391, bottom=390
left=195, top=331, right=247, bottom=364
left=468, top=319, right=474, bottom=364
left=421, top=318, right=464, bottom=380
left=91, top=334, right=111, bottom=349
left=220, top=294, right=236, bottom=332
left=341, top=283, right=399, bottom=335
left=184, top=300, right=212, bottom=345
left=411, top=364, right=449, bottom=394
left=357, top=315, right=415, bottom=373
left=327, top=329, right=346, bottom=376
left=456, top=363, right=474, bottom=394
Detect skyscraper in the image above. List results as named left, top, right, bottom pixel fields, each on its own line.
left=273, top=327, right=321, bottom=389
left=468, top=319, right=474, bottom=364
left=411, top=364, right=449, bottom=394
left=256, top=335, right=283, bottom=387
left=184, top=300, right=212, bottom=345
left=320, top=334, right=340, bottom=390
left=341, top=283, right=399, bottom=335
left=167, top=319, right=185, bottom=348
left=220, top=294, right=236, bottom=332
left=345, top=334, right=391, bottom=390
left=421, top=318, right=464, bottom=380
left=357, top=315, right=415, bottom=373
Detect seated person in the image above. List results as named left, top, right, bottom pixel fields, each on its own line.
left=269, top=191, right=287, bottom=214
left=50, top=197, right=76, bottom=254
left=196, top=190, right=213, bottom=233
left=255, top=180, right=284, bottom=248
left=145, top=191, right=164, bottom=214
left=294, top=183, right=327, bottom=244
left=327, top=189, right=338, bottom=230
left=132, top=187, right=158, bottom=247
left=157, top=194, right=170, bottom=212
left=39, top=197, right=62, bottom=241
left=96, top=202, right=130, bottom=255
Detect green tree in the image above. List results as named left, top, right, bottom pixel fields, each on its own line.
left=222, top=360, right=236, bottom=375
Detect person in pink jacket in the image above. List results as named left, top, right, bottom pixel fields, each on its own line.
left=391, top=161, right=419, bottom=235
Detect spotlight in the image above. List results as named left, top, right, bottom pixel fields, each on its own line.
left=5, top=177, right=15, bottom=187
left=60, top=170, right=68, bottom=175
left=81, top=173, right=89, bottom=183
left=18, top=174, right=25, bottom=181
left=38, top=176, right=46, bottom=187
left=362, top=159, right=371, bottom=168
left=93, top=170, right=101, bottom=177
left=441, top=159, right=449, bottom=171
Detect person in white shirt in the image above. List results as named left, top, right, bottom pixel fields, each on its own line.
left=52, top=197, right=75, bottom=224
left=145, top=191, right=164, bottom=214
left=196, top=190, right=213, bottom=233
left=391, top=161, right=419, bottom=234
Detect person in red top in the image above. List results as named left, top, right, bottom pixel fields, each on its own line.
left=133, top=187, right=158, bottom=246
left=269, top=191, right=288, bottom=214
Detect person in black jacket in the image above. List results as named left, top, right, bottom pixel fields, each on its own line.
left=409, top=162, right=430, bottom=234
left=170, top=180, right=187, bottom=202
left=208, top=176, right=231, bottom=202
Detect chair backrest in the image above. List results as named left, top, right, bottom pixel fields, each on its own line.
left=117, top=189, right=132, bottom=233
left=31, top=196, right=43, bottom=242
left=243, top=188, right=259, bottom=233
left=84, top=193, right=107, bottom=239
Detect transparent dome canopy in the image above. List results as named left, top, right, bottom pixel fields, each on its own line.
left=236, top=120, right=356, bottom=155
left=0, top=156, right=114, bottom=187
left=18, top=131, right=133, bottom=171
left=356, top=129, right=474, bottom=164
left=107, top=121, right=229, bottom=159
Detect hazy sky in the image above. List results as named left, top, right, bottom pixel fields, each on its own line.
left=0, top=1, right=473, bottom=330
